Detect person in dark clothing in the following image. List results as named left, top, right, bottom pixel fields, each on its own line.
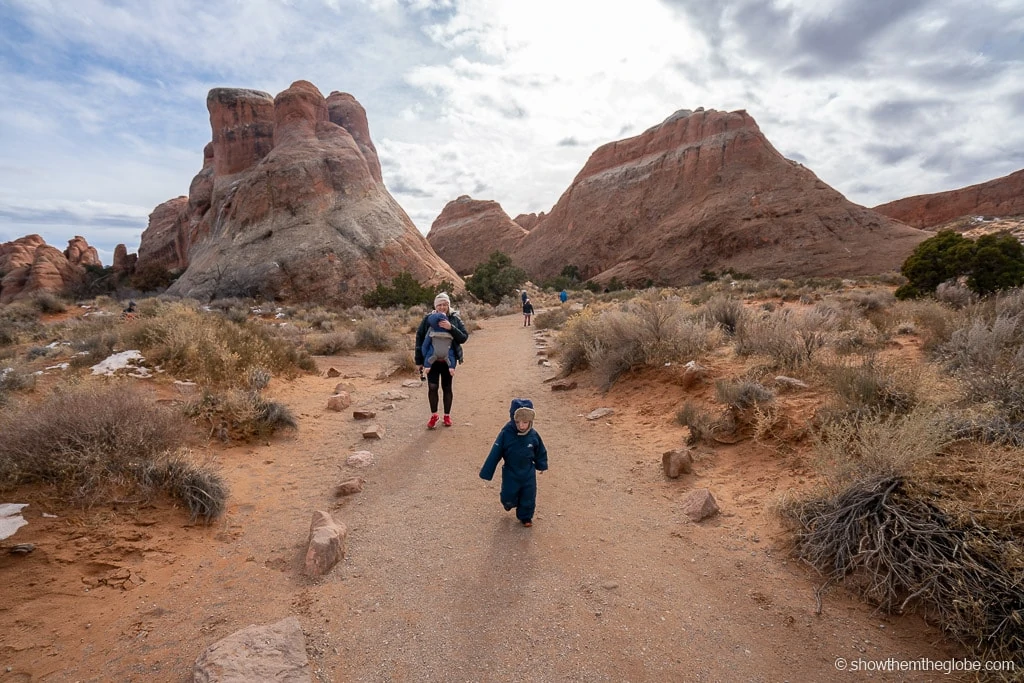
left=522, top=298, right=534, bottom=327
left=521, top=289, right=529, bottom=305
left=479, top=398, right=548, bottom=527
left=414, top=292, right=468, bottom=429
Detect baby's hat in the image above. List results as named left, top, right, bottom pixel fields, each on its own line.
left=509, top=397, right=536, bottom=423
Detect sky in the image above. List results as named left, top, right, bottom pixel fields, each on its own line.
left=1, top=0, right=1022, bottom=265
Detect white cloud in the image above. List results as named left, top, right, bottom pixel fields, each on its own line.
left=0, top=0, right=1021, bottom=265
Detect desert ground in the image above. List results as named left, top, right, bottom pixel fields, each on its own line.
left=0, top=305, right=982, bottom=682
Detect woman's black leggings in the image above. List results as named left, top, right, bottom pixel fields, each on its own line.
left=426, top=361, right=454, bottom=414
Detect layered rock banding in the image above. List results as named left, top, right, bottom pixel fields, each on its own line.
left=509, top=108, right=928, bottom=285
left=872, top=168, right=1024, bottom=229
left=426, top=196, right=529, bottom=275
left=140, top=80, right=460, bottom=304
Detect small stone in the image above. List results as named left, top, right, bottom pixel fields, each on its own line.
left=352, top=410, right=376, bottom=420
left=586, top=407, right=614, bottom=421
left=550, top=379, right=577, bottom=391
left=601, top=581, right=619, bottom=590
left=335, top=477, right=365, bottom=496
left=326, top=367, right=340, bottom=377
left=362, top=425, right=385, bottom=439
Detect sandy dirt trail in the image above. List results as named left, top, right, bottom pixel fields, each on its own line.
left=0, top=311, right=962, bottom=682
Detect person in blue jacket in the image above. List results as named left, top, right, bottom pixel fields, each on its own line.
left=479, top=398, right=548, bottom=527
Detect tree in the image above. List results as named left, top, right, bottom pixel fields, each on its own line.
left=966, top=232, right=1024, bottom=295
left=896, top=230, right=975, bottom=299
left=466, top=251, right=527, bottom=305
left=363, top=272, right=454, bottom=308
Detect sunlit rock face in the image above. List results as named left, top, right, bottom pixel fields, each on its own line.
left=140, top=80, right=460, bottom=305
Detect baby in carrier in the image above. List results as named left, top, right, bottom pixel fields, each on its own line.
left=421, top=311, right=457, bottom=376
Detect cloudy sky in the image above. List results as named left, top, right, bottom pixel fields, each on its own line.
left=1, top=0, right=1022, bottom=265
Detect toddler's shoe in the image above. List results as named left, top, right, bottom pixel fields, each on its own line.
left=521, top=519, right=533, bottom=527
left=427, top=414, right=440, bottom=429
left=443, top=414, right=453, bottom=427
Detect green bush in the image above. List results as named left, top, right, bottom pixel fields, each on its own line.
left=897, top=230, right=1024, bottom=299
left=466, top=252, right=527, bottom=305
left=363, top=272, right=454, bottom=308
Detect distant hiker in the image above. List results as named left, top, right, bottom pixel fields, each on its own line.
left=121, top=300, right=137, bottom=321
left=421, top=311, right=457, bottom=375
left=480, top=398, right=548, bottom=527
left=522, top=297, right=534, bottom=327
left=415, top=292, right=468, bottom=429
left=559, top=289, right=568, bottom=304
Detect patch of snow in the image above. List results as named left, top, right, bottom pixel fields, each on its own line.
left=44, top=362, right=70, bottom=371
left=90, top=350, right=152, bottom=377
left=0, top=503, right=29, bottom=541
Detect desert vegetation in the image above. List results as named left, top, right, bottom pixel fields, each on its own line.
left=1, top=273, right=1021, bottom=670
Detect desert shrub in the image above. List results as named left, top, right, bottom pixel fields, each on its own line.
left=388, top=348, right=416, bottom=374
left=939, top=312, right=1024, bottom=420
left=305, top=330, right=357, bottom=355
left=534, top=306, right=572, bottom=330
left=354, top=318, right=393, bottom=351
left=845, top=288, right=894, bottom=313
left=715, top=379, right=775, bottom=411
left=811, top=405, right=954, bottom=486
left=676, top=401, right=717, bottom=444
left=0, top=383, right=225, bottom=517
left=966, top=231, right=1024, bottom=295
left=27, top=291, right=68, bottom=314
left=0, top=301, right=43, bottom=345
left=134, top=451, right=228, bottom=522
left=554, top=308, right=602, bottom=376
left=0, top=363, right=36, bottom=406
left=818, top=356, right=919, bottom=422
left=466, top=252, right=528, bottom=305
left=363, top=272, right=455, bottom=308
left=934, top=281, right=975, bottom=309
left=781, top=473, right=1023, bottom=664
left=119, top=302, right=313, bottom=388
left=735, top=307, right=833, bottom=369
left=699, top=295, right=746, bottom=335
left=184, top=389, right=297, bottom=441
left=588, top=300, right=721, bottom=389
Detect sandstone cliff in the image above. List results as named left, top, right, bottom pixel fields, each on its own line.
left=426, top=196, right=529, bottom=275
left=141, top=81, right=460, bottom=305
left=512, top=108, right=928, bottom=285
left=872, top=168, right=1024, bottom=229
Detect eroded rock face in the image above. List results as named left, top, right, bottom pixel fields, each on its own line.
left=142, top=80, right=460, bottom=305
left=0, top=234, right=90, bottom=303
left=426, top=196, right=529, bottom=275
left=513, top=212, right=545, bottom=231
left=112, top=244, right=137, bottom=275
left=872, top=168, right=1024, bottom=229
left=64, top=236, right=101, bottom=268
left=512, top=108, right=928, bottom=285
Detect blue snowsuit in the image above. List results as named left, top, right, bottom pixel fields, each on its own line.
left=420, top=312, right=457, bottom=370
left=479, top=398, right=549, bottom=523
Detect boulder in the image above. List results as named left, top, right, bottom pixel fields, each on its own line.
left=304, top=510, right=346, bottom=577
left=192, top=616, right=311, bottom=682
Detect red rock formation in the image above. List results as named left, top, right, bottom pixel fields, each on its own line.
left=137, top=197, right=189, bottom=273
left=0, top=234, right=86, bottom=303
left=872, top=168, right=1024, bottom=229
left=64, top=236, right=101, bottom=268
left=327, top=91, right=383, bottom=185
left=513, top=212, right=545, bottom=231
left=150, top=80, right=460, bottom=305
left=207, top=88, right=275, bottom=177
left=426, top=196, right=529, bottom=275
left=112, top=244, right=137, bottom=275
left=512, top=109, right=928, bottom=285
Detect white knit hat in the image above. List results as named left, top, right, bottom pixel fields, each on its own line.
left=434, top=292, right=451, bottom=307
